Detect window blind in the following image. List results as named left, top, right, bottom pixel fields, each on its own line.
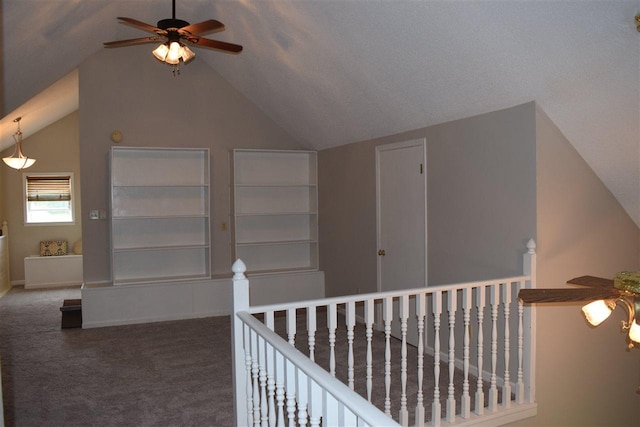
left=26, top=176, right=72, bottom=202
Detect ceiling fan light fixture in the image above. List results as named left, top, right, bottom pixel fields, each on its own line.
left=582, top=299, right=614, bottom=326
left=2, top=117, right=36, bottom=170
left=181, top=45, right=195, bottom=63
left=628, top=321, right=640, bottom=343
left=105, top=0, right=242, bottom=77
left=166, top=41, right=182, bottom=64
left=152, top=43, right=170, bottom=61
left=152, top=41, right=195, bottom=73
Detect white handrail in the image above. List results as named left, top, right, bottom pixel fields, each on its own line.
left=237, top=310, right=399, bottom=426
left=249, top=274, right=530, bottom=315
left=231, top=238, right=538, bottom=426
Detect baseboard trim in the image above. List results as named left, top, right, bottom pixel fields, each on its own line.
left=82, top=309, right=229, bottom=329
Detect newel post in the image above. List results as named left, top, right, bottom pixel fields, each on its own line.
left=522, top=239, right=537, bottom=404
left=231, top=259, right=250, bottom=426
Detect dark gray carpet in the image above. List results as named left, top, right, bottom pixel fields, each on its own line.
left=1, top=287, right=493, bottom=427
left=0, top=286, right=233, bottom=427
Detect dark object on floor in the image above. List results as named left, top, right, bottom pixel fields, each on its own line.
left=60, top=299, right=82, bottom=329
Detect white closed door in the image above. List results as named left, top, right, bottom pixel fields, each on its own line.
left=376, top=139, right=427, bottom=344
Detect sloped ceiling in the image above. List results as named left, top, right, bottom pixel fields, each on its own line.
left=2, top=0, right=639, bottom=227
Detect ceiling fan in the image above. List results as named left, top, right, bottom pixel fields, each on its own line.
left=519, top=272, right=640, bottom=348
left=103, top=0, right=243, bottom=75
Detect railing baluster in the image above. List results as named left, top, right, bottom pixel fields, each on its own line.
left=244, top=323, right=254, bottom=427
left=523, top=239, right=537, bottom=404
left=461, top=288, right=471, bottom=418
left=383, top=297, right=393, bottom=416
left=502, top=282, right=512, bottom=407
left=488, top=285, right=499, bottom=412
left=364, top=299, right=375, bottom=402
left=475, top=285, right=486, bottom=415
left=259, top=336, right=269, bottom=426
left=346, top=301, right=356, bottom=390
left=415, top=293, right=426, bottom=427
left=286, top=308, right=296, bottom=346
left=328, top=303, right=337, bottom=377
left=297, top=369, right=309, bottom=427
left=343, top=404, right=357, bottom=426
left=516, top=280, right=525, bottom=404
left=285, top=358, right=296, bottom=427
left=446, top=290, right=457, bottom=423
left=399, top=295, right=409, bottom=426
left=323, top=390, right=338, bottom=425
left=307, top=306, right=317, bottom=362
left=251, top=329, right=261, bottom=427
left=308, top=380, right=322, bottom=427
left=275, top=350, right=285, bottom=427
left=432, top=291, right=442, bottom=427
left=266, top=340, right=276, bottom=427
left=266, top=311, right=275, bottom=331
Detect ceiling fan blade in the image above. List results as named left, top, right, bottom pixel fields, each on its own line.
left=117, top=17, right=163, bottom=34
left=190, top=37, right=243, bottom=53
left=518, top=287, right=621, bottom=304
left=104, top=36, right=162, bottom=48
left=180, top=19, right=225, bottom=36
left=567, top=276, right=614, bottom=289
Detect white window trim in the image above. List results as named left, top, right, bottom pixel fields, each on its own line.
left=23, top=172, right=76, bottom=226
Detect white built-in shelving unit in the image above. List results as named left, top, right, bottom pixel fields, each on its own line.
left=110, top=147, right=211, bottom=285
left=233, top=149, right=318, bottom=274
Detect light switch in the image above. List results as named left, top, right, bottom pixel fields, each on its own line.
left=89, top=210, right=99, bottom=220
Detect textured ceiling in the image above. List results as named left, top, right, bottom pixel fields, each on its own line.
left=2, top=0, right=640, bottom=227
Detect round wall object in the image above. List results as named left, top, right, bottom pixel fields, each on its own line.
left=111, top=130, right=123, bottom=143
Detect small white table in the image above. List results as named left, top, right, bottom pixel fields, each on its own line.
left=24, top=254, right=83, bottom=289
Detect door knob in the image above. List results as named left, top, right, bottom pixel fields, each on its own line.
left=378, top=249, right=386, bottom=256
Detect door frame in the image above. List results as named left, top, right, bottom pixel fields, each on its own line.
left=375, top=138, right=428, bottom=294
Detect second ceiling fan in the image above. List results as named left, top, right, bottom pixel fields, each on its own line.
left=519, top=272, right=640, bottom=348
left=104, top=0, right=243, bottom=75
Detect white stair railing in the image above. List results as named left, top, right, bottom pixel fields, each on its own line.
left=232, top=259, right=398, bottom=426
left=232, top=239, right=538, bottom=426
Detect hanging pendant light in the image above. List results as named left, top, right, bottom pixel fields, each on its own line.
left=3, top=117, right=36, bottom=170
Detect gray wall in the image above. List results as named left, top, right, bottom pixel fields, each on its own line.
left=320, top=100, right=640, bottom=425
left=79, top=46, right=302, bottom=283
left=319, top=102, right=537, bottom=297
left=511, top=106, right=640, bottom=426
left=0, top=112, right=82, bottom=282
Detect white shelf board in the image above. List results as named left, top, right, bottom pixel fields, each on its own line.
left=236, top=239, right=317, bottom=247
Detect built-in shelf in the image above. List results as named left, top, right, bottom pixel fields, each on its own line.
left=110, top=147, right=211, bottom=285
left=233, top=149, right=318, bottom=274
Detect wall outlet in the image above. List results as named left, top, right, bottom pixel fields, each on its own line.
left=89, top=210, right=99, bottom=220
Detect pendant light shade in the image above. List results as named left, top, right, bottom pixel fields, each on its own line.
left=3, top=117, right=36, bottom=170
left=582, top=299, right=614, bottom=326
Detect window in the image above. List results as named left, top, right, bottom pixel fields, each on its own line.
left=24, top=173, right=74, bottom=224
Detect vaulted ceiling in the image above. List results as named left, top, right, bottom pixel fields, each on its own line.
left=2, top=1, right=639, bottom=227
